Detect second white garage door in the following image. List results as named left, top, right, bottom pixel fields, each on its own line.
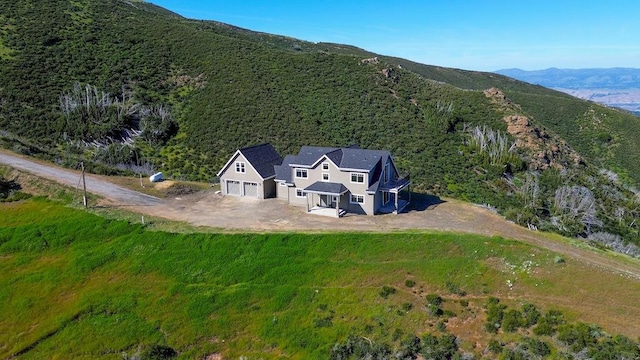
left=243, top=182, right=258, bottom=197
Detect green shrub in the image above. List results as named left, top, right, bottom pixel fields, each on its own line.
left=521, top=303, right=540, bottom=327
left=428, top=304, right=443, bottom=317
left=420, top=333, right=458, bottom=360
left=139, top=344, right=177, bottom=360
left=379, top=285, right=396, bottom=299
left=532, top=319, right=555, bottom=336
left=502, top=309, right=523, bottom=332
left=485, top=298, right=506, bottom=332
left=426, top=294, right=443, bottom=307
left=487, top=339, right=502, bottom=354
left=445, top=282, right=466, bottom=296
left=401, top=302, right=413, bottom=312
left=522, top=337, right=551, bottom=357
left=405, top=279, right=416, bottom=288
left=313, top=316, right=333, bottom=328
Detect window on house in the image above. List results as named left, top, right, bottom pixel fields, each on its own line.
left=296, top=189, right=305, bottom=198
left=351, top=173, right=364, bottom=183
left=322, top=163, right=329, bottom=170
left=235, top=162, right=246, bottom=173
left=322, top=173, right=329, bottom=181
left=295, top=169, right=308, bottom=179
left=350, top=194, right=365, bottom=204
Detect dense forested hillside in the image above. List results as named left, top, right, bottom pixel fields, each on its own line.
left=0, top=0, right=639, bottom=252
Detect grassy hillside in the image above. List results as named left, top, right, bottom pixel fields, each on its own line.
left=0, top=0, right=639, bottom=250
left=1, top=198, right=639, bottom=359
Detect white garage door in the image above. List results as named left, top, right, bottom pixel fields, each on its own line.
left=243, top=182, right=258, bottom=197
left=226, top=180, right=241, bottom=196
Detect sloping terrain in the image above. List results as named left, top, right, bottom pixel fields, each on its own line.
left=1, top=198, right=639, bottom=359
left=3, top=150, right=639, bottom=282
left=0, top=0, right=638, bottom=249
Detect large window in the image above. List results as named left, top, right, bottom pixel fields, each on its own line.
left=296, top=188, right=305, bottom=198
left=351, top=173, right=365, bottom=183
left=350, top=194, right=365, bottom=204
left=295, top=168, right=308, bottom=179
left=235, top=162, right=246, bottom=173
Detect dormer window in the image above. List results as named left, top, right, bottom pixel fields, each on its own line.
left=235, top=162, right=246, bottom=173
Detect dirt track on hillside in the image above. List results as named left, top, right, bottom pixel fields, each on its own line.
left=2, top=150, right=639, bottom=281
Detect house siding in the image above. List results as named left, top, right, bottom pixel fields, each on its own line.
left=288, top=186, right=307, bottom=206
left=284, top=158, right=379, bottom=215
left=276, top=183, right=289, bottom=201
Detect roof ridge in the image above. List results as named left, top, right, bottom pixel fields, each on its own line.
left=239, top=142, right=272, bottom=151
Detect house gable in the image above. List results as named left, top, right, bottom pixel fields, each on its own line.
left=218, top=152, right=262, bottom=181
left=217, top=143, right=282, bottom=180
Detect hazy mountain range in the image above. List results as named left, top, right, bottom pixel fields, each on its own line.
left=495, top=68, right=640, bottom=114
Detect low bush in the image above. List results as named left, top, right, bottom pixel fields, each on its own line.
left=379, top=285, right=396, bottom=299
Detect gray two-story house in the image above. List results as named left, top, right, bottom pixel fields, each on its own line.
left=273, top=145, right=410, bottom=216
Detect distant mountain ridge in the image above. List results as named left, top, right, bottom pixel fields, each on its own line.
left=495, top=68, right=640, bottom=113
left=495, top=67, right=640, bottom=89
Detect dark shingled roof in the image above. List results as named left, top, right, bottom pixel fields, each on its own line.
left=287, top=146, right=389, bottom=173
left=290, top=146, right=339, bottom=166
left=339, top=148, right=389, bottom=171
left=274, top=155, right=295, bottom=184
left=274, top=145, right=395, bottom=189
left=239, top=143, right=282, bottom=179
left=304, top=181, right=348, bottom=195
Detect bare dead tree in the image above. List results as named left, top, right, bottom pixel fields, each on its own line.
left=520, top=172, right=540, bottom=209
left=587, top=232, right=640, bottom=258
left=553, top=185, right=602, bottom=234
left=468, top=125, right=517, bottom=165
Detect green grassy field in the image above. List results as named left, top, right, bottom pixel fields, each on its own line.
left=1, top=199, right=639, bottom=359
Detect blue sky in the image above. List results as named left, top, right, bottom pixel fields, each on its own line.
left=147, top=1, right=639, bottom=71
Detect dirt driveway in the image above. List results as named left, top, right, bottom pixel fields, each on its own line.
left=2, top=150, right=639, bottom=280
left=156, top=191, right=512, bottom=234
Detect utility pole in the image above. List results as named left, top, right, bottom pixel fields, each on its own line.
left=81, top=162, right=87, bottom=208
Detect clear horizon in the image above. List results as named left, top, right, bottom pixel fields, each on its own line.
left=146, top=0, right=639, bottom=72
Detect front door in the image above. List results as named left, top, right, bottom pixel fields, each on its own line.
left=320, top=194, right=335, bottom=208
left=383, top=191, right=390, bottom=204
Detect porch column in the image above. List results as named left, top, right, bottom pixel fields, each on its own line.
left=335, top=195, right=339, bottom=217
left=395, top=191, right=399, bottom=214
left=306, top=193, right=310, bottom=213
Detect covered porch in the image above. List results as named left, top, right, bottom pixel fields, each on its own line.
left=303, top=181, right=348, bottom=218
left=379, top=175, right=411, bottom=214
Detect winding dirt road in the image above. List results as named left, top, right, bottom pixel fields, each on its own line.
left=1, top=150, right=639, bottom=280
